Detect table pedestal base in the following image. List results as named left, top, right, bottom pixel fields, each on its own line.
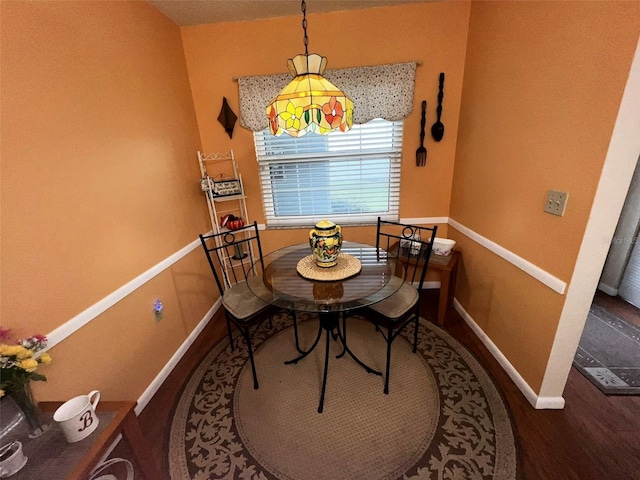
left=285, top=312, right=381, bottom=413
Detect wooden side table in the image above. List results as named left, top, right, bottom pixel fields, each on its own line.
left=12, top=401, right=162, bottom=480
left=427, top=250, right=461, bottom=326
left=389, top=243, right=460, bottom=326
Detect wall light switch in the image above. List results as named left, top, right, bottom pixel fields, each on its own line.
left=544, top=190, right=568, bottom=216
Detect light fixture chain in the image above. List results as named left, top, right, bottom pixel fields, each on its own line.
left=301, top=0, right=308, bottom=56
left=266, top=0, right=353, bottom=137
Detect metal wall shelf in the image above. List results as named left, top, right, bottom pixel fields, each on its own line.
left=198, top=150, right=254, bottom=282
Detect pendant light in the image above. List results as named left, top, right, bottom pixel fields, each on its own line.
left=266, top=0, right=354, bottom=137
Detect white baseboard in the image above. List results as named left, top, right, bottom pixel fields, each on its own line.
left=597, top=282, right=618, bottom=296
left=46, top=237, right=206, bottom=350
left=533, top=396, right=566, bottom=409
left=102, top=299, right=222, bottom=458
left=135, top=289, right=567, bottom=412
left=135, top=298, right=222, bottom=415
left=453, top=298, right=565, bottom=410
left=400, top=217, right=450, bottom=225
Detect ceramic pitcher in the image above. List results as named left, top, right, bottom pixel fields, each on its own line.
left=309, top=219, right=342, bottom=267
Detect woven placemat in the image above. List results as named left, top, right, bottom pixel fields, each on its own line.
left=296, top=253, right=362, bottom=281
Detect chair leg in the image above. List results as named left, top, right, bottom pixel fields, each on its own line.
left=318, top=327, right=332, bottom=413
left=241, top=327, right=259, bottom=390
left=342, top=313, right=346, bottom=343
left=336, top=313, right=347, bottom=359
left=413, top=314, right=419, bottom=353
left=291, top=310, right=304, bottom=354
left=225, top=315, right=235, bottom=351
left=384, top=326, right=392, bottom=395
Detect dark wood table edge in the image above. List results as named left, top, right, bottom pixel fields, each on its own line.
left=431, top=249, right=461, bottom=326
left=388, top=243, right=460, bottom=326
left=40, top=401, right=162, bottom=480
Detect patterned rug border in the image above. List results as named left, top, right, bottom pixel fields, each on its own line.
left=573, top=303, right=640, bottom=395
left=169, top=314, right=519, bottom=479
left=425, top=320, right=518, bottom=480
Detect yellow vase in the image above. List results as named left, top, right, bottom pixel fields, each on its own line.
left=309, top=219, right=342, bottom=267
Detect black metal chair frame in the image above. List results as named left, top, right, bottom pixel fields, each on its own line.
left=199, top=221, right=297, bottom=389
left=365, top=218, right=438, bottom=394
left=284, top=308, right=382, bottom=413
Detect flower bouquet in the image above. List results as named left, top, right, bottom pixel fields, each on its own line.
left=0, top=328, right=52, bottom=437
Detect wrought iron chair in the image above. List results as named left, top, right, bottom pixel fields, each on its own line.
left=364, top=218, right=438, bottom=394
left=199, top=222, right=296, bottom=389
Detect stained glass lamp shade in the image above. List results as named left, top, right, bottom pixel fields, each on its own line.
left=266, top=53, right=353, bottom=137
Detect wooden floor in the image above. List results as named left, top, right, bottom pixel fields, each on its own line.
left=121, top=290, right=640, bottom=480
left=593, top=289, right=640, bottom=329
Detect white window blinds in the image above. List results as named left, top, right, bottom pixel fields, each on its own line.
left=254, top=119, right=403, bottom=227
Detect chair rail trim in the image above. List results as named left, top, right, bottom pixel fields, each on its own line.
left=448, top=218, right=567, bottom=294
left=46, top=236, right=207, bottom=349
left=45, top=215, right=567, bottom=350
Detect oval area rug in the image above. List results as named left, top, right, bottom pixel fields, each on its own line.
left=169, top=313, right=518, bottom=480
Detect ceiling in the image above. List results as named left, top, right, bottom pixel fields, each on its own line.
left=148, top=0, right=432, bottom=26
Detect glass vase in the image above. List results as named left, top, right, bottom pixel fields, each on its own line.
left=9, top=382, right=50, bottom=438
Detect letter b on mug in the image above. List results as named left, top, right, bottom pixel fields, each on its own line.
left=53, top=390, right=100, bottom=443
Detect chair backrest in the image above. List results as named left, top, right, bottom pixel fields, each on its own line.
left=199, top=221, right=264, bottom=296
left=375, top=217, right=438, bottom=290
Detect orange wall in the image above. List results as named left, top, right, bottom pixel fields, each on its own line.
left=1, top=1, right=213, bottom=400
left=451, top=1, right=640, bottom=391
left=5, top=0, right=637, bottom=404
left=180, top=2, right=471, bottom=246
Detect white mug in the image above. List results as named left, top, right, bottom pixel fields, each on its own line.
left=0, top=441, right=27, bottom=477
left=53, top=390, right=101, bottom=443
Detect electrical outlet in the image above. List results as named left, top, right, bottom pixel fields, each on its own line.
left=544, top=190, right=568, bottom=216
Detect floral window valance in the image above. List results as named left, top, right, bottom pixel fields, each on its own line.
left=237, top=62, right=417, bottom=132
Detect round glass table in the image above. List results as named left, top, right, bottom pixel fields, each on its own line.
left=247, top=242, right=404, bottom=412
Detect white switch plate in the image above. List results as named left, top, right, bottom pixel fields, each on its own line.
left=544, top=190, right=568, bottom=216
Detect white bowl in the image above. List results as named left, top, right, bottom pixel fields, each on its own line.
left=433, top=237, right=456, bottom=256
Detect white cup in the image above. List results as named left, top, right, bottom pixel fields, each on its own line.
left=0, top=441, right=27, bottom=477
left=53, top=390, right=101, bottom=443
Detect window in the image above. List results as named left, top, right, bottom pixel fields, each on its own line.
left=254, top=119, right=403, bottom=227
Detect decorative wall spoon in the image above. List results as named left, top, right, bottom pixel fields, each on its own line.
left=431, top=73, right=445, bottom=142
